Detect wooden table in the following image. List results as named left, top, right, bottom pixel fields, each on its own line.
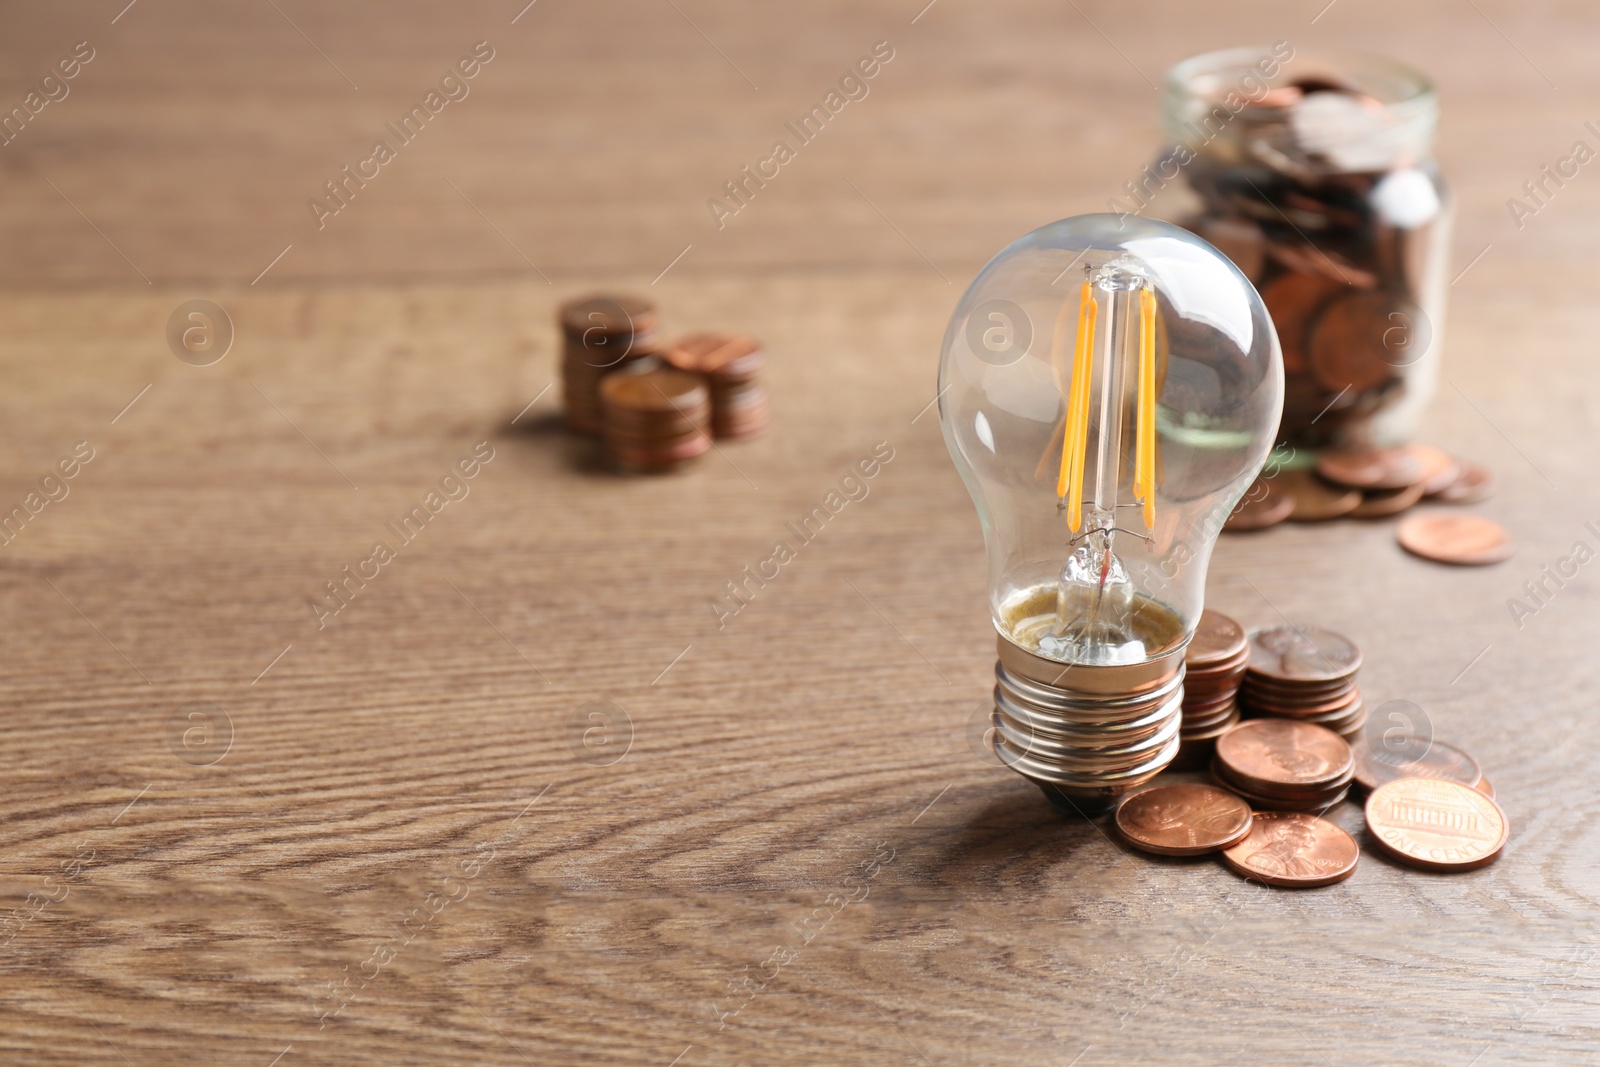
left=2, top=2, right=1596, bottom=1064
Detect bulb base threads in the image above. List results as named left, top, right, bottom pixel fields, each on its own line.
left=992, top=635, right=1186, bottom=815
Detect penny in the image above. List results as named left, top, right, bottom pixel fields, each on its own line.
left=1215, top=718, right=1353, bottom=793
left=1221, top=812, right=1359, bottom=888
left=1187, top=609, right=1247, bottom=667
left=560, top=293, right=658, bottom=338
left=1213, top=768, right=1350, bottom=813
left=1198, top=218, right=1266, bottom=281
left=665, top=332, right=764, bottom=379
left=600, top=367, right=707, bottom=413
left=1278, top=469, right=1360, bottom=521
left=1114, top=783, right=1254, bottom=857
left=1225, top=479, right=1296, bottom=531
left=1315, top=446, right=1428, bottom=491
left=1307, top=291, right=1415, bottom=394
left=1351, top=735, right=1481, bottom=792
left=1475, top=775, right=1495, bottom=800
left=1365, top=777, right=1509, bottom=872
left=1349, top=480, right=1427, bottom=518
left=1397, top=513, right=1512, bottom=565
left=1261, top=273, right=1342, bottom=374
left=1411, top=445, right=1460, bottom=495
left=1248, top=625, right=1362, bottom=683
left=1433, top=460, right=1495, bottom=505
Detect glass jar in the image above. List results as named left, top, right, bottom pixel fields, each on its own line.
left=1153, top=46, right=1450, bottom=449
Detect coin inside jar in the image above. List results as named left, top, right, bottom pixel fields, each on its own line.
left=1307, top=291, right=1417, bottom=394
left=1365, top=777, right=1508, bottom=872
left=1220, top=811, right=1359, bottom=888
left=1397, top=513, right=1513, bottom=565
left=1114, top=783, right=1253, bottom=857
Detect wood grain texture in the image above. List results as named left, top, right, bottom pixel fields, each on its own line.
left=2, top=2, right=1600, bottom=1065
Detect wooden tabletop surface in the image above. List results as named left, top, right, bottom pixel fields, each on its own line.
left=3, top=2, right=1598, bottom=1064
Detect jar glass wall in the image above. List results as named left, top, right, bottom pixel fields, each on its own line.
left=1154, top=47, right=1450, bottom=449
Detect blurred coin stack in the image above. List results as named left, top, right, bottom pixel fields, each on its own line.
left=597, top=367, right=711, bottom=473
left=1224, top=444, right=1494, bottom=534
left=1239, top=625, right=1366, bottom=742
left=559, top=294, right=661, bottom=435
left=1212, top=718, right=1354, bottom=812
left=665, top=332, right=769, bottom=440
left=1171, top=609, right=1248, bottom=769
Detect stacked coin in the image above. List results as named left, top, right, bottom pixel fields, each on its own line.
left=597, top=366, right=711, bottom=472
left=1171, top=609, right=1248, bottom=768
left=1212, top=718, right=1354, bottom=812
left=665, top=332, right=768, bottom=440
left=559, top=294, right=661, bottom=435
left=1239, top=625, right=1366, bottom=742
left=1225, top=445, right=1495, bottom=534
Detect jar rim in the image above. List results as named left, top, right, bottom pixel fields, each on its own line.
left=1165, top=46, right=1436, bottom=118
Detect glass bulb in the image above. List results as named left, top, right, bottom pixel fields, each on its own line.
left=939, top=214, right=1282, bottom=667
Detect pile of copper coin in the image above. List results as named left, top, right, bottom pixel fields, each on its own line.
left=1224, top=443, right=1511, bottom=565
left=1170, top=609, right=1247, bottom=768
left=1227, top=444, right=1494, bottom=529
left=556, top=293, right=769, bottom=473
left=1108, top=615, right=1508, bottom=888
left=1238, top=623, right=1366, bottom=742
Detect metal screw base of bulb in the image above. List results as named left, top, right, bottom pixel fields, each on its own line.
left=991, top=635, right=1185, bottom=815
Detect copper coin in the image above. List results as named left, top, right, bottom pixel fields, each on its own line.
left=1261, top=273, right=1342, bottom=374
left=1350, top=480, right=1427, bottom=518
left=1198, top=218, right=1266, bottom=281
left=1241, top=678, right=1358, bottom=705
left=1411, top=445, right=1460, bottom=495
left=1267, top=242, right=1378, bottom=289
left=600, top=368, right=708, bottom=414
left=1351, top=735, right=1481, bottom=792
left=1434, top=461, right=1495, bottom=504
left=1248, top=626, right=1361, bottom=683
left=1277, top=469, right=1360, bottom=521
left=1307, top=290, right=1416, bottom=394
left=1187, top=609, right=1247, bottom=667
left=1181, top=712, right=1241, bottom=743
left=1365, top=777, right=1508, bottom=872
left=666, top=332, right=764, bottom=379
left=1114, top=783, right=1254, bottom=857
left=1225, top=480, right=1295, bottom=531
left=1475, top=775, right=1495, bottom=800
left=1315, top=446, right=1428, bottom=491
left=1221, top=812, right=1359, bottom=887
left=560, top=293, right=658, bottom=337
left=1213, top=769, right=1350, bottom=813
left=1397, top=513, right=1512, bottom=565
left=1215, top=719, right=1353, bottom=793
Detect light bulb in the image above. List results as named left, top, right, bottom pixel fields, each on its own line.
left=938, top=214, right=1283, bottom=814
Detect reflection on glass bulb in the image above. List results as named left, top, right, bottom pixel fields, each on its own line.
left=939, top=213, right=1283, bottom=809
